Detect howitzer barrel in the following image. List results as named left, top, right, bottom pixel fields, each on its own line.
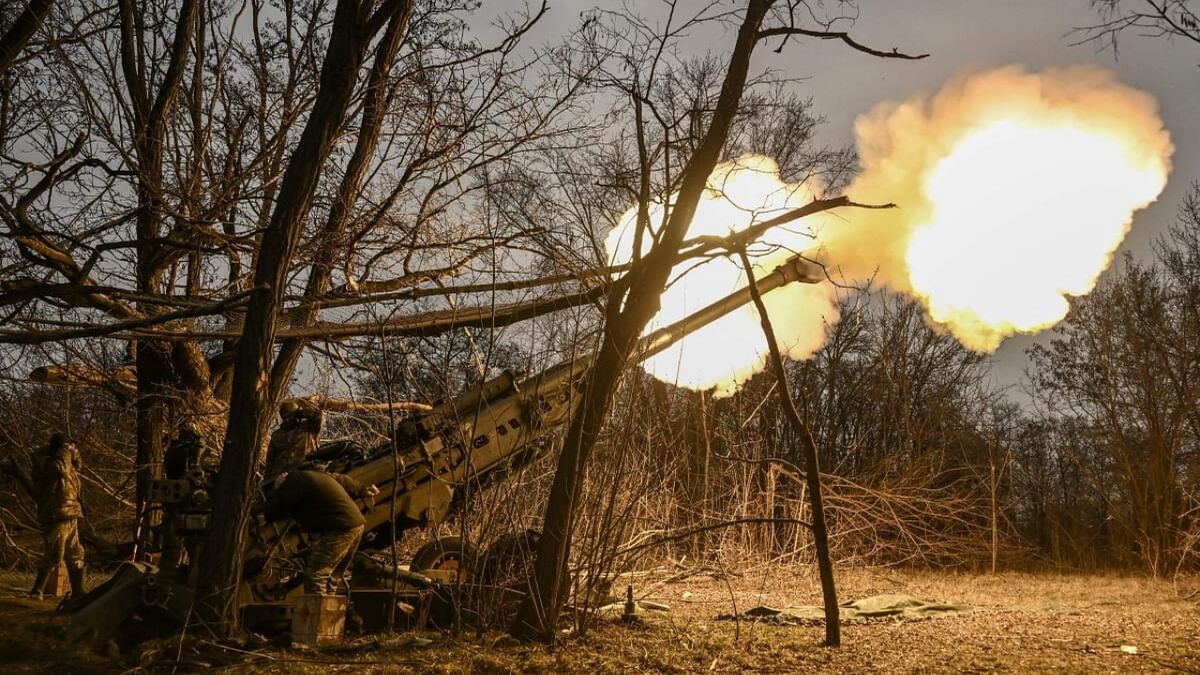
left=635, top=255, right=824, bottom=359
left=515, top=255, right=824, bottom=394
left=257, top=255, right=827, bottom=591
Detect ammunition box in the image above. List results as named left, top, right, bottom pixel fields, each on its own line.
left=292, top=594, right=348, bottom=646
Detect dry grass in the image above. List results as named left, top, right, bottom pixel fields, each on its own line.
left=0, top=567, right=1197, bottom=673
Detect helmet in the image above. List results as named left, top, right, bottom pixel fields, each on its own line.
left=293, top=404, right=324, bottom=432
left=178, top=424, right=201, bottom=441
left=279, top=400, right=300, bottom=419
left=47, top=432, right=69, bottom=452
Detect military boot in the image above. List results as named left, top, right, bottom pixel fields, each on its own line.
left=29, top=567, right=49, bottom=598
left=67, top=562, right=86, bottom=597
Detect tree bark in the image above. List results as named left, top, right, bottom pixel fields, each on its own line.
left=0, top=0, right=54, bottom=77
left=266, top=5, right=412, bottom=409
left=117, top=0, right=202, bottom=537
left=737, top=247, right=840, bottom=646
left=193, top=0, right=406, bottom=632
left=510, top=0, right=776, bottom=642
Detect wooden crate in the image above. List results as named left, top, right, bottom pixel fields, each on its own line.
left=291, top=594, right=348, bottom=646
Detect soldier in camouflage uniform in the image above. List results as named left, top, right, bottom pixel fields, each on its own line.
left=262, top=470, right=377, bottom=594
left=29, top=433, right=86, bottom=598
left=160, top=423, right=215, bottom=579
left=262, top=401, right=323, bottom=483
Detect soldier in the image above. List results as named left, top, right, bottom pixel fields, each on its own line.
left=262, top=401, right=323, bottom=482
left=29, top=433, right=86, bottom=598
left=261, top=470, right=378, bottom=595
left=160, top=423, right=215, bottom=579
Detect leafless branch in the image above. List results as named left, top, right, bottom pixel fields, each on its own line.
left=756, top=27, right=929, bottom=59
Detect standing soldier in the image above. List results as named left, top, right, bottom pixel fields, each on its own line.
left=29, top=433, right=86, bottom=598
left=160, top=423, right=215, bottom=579
left=263, top=400, right=323, bottom=482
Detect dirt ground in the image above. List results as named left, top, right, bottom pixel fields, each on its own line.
left=0, top=566, right=1197, bottom=673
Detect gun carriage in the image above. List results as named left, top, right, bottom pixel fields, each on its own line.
left=66, top=257, right=823, bottom=641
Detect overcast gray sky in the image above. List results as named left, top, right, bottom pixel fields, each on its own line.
left=520, top=0, right=1200, bottom=397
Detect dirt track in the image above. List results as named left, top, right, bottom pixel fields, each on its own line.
left=0, top=567, right=1197, bottom=673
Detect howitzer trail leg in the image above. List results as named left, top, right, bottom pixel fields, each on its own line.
left=65, top=563, right=151, bottom=644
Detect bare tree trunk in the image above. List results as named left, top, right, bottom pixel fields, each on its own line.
left=194, top=0, right=406, bottom=632
left=699, top=390, right=711, bottom=510
left=510, top=0, right=776, bottom=643
left=380, top=326, right=402, bottom=633
left=117, top=0, right=202, bottom=538
left=510, top=339, right=627, bottom=640
left=0, top=0, right=54, bottom=77
left=990, top=459, right=998, bottom=575
left=738, top=248, right=840, bottom=646
left=266, top=5, right=412, bottom=409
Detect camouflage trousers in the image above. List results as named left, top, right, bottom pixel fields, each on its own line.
left=160, top=508, right=203, bottom=581
left=160, top=507, right=182, bottom=569
left=40, top=518, right=84, bottom=571
left=304, top=524, right=364, bottom=595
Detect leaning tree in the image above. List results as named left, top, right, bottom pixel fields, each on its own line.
left=508, top=0, right=926, bottom=643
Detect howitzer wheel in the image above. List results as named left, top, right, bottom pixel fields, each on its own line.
left=480, top=529, right=540, bottom=588
left=411, top=536, right=478, bottom=583
left=473, top=530, right=541, bottom=627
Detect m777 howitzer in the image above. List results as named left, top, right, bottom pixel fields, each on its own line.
left=66, top=256, right=824, bottom=642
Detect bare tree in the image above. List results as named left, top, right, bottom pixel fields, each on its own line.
left=738, top=246, right=840, bottom=645
left=511, top=0, right=925, bottom=642
left=1077, top=1, right=1200, bottom=55
left=194, top=0, right=415, bottom=630
left=1028, top=241, right=1200, bottom=574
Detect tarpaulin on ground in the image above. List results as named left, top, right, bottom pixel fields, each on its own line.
left=716, top=594, right=972, bottom=625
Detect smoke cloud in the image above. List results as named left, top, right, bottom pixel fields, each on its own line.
left=606, top=156, right=840, bottom=397
left=612, top=66, right=1172, bottom=396
left=816, top=65, right=1172, bottom=351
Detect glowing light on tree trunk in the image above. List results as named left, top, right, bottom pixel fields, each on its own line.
left=605, top=155, right=839, bottom=397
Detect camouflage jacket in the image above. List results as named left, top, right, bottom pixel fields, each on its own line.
left=31, top=444, right=83, bottom=523
left=262, top=425, right=318, bottom=481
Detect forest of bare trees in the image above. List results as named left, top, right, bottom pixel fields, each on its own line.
left=0, top=0, right=1197, bottom=655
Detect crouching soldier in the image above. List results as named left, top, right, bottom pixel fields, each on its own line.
left=262, top=471, right=378, bottom=594
left=29, top=433, right=86, bottom=598
left=262, top=401, right=323, bottom=483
